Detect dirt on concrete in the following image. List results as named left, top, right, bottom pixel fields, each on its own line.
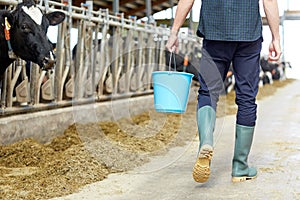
left=0, top=79, right=295, bottom=200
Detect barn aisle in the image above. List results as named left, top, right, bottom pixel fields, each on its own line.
left=52, top=80, right=300, bottom=200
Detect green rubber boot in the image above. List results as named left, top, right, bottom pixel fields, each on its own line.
left=193, top=105, right=216, bottom=183
left=232, top=124, right=257, bottom=182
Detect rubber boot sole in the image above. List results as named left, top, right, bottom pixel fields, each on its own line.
left=192, top=144, right=213, bottom=183
left=231, top=175, right=257, bottom=182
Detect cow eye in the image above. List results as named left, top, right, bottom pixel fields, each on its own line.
left=21, top=24, right=31, bottom=33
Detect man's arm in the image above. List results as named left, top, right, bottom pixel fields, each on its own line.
left=263, top=0, right=282, bottom=61
left=165, top=0, right=195, bottom=52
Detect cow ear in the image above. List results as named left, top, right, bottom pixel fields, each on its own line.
left=46, top=11, right=65, bottom=26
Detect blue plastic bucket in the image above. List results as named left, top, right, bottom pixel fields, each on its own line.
left=152, top=71, right=194, bottom=113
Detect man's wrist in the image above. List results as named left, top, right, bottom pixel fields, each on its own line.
left=272, top=36, right=280, bottom=43
left=170, top=29, right=179, bottom=36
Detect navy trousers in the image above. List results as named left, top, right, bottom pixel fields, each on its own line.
left=197, top=38, right=262, bottom=126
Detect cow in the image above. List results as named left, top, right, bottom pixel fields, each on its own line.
left=259, top=56, right=273, bottom=85
left=0, top=0, right=65, bottom=75
left=259, top=56, right=291, bottom=85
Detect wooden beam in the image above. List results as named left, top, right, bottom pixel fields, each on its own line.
left=262, top=16, right=283, bottom=26
left=105, top=0, right=170, bottom=10
left=126, top=1, right=170, bottom=16
left=93, top=1, right=110, bottom=7
left=155, top=19, right=198, bottom=31
left=284, top=10, right=300, bottom=20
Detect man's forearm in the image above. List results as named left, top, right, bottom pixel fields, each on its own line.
left=171, top=0, right=195, bottom=34
left=263, top=0, right=280, bottom=40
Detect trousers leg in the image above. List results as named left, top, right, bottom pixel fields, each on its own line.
left=197, top=40, right=234, bottom=110
left=231, top=38, right=262, bottom=182
left=193, top=40, right=236, bottom=183
left=232, top=38, right=262, bottom=126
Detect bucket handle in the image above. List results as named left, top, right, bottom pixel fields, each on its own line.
left=168, top=51, right=176, bottom=74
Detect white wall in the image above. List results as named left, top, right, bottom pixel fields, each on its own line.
left=281, top=20, right=300, bottom=79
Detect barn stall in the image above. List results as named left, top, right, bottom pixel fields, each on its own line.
left=0, top=1, right=201, bottom=199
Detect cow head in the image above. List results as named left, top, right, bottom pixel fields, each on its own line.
left=5, top=0, right=65, bottom=69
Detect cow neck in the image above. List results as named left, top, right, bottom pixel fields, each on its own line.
left=3, top=17, right=17, bottom=59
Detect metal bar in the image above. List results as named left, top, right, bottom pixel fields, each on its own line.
left=0, top=91, right=153, bottom=117
left=97, top=13, right=109, bottom=96
left=36, top=70, right=47, bottom=103
left=136, top=31, right=145, bottom=91
left=169, top=0, right=174, bottom=26
left=1, top=70, right=8, bottom=107
left=145, top=32, right=155, bottom=90
left=6, top=66, right=13, bottom=107
left=111, top=26, right=121, bottom=94
left=284, top=10, right=300, bottom=20
left=54, top=21, right=65, bottom=101
left=30, top=63, right=39, bottom=105
left=74, top=19, right=85, bottom=99
left=146, top=0, right=152, bottom=23
left=113, top=0, right=119, bottom=13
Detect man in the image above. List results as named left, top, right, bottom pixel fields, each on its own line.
left=166, top=0, right=281, bottom=183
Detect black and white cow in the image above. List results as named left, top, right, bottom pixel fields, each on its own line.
left=0, top=0, right=65, bottom=75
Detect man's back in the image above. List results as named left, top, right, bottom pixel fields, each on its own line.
left=197, top=0, right=262, bottom=41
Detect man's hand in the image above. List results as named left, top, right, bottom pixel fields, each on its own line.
left=165, top=30, right=179, bottom=53
left=268, top=39, right=281, bottom=62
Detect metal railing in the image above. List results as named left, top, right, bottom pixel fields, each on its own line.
left=0, top=0, right=202, bottom=116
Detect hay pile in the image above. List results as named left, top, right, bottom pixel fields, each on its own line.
left=0, top=110, right=187, bottom=199
left=0, top=127, right=110, bottom=199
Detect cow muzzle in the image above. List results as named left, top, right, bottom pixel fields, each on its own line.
left=42, top=57, right=55, bottom=70
left=42, top=51, right=56, bottom=70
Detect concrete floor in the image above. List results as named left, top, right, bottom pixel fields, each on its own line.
left=53, top=80, right=300, bottom=200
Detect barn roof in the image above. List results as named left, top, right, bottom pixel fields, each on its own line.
left=0, top=1, right=178, bottom=20
left=71, top=0, right=178, bottom=18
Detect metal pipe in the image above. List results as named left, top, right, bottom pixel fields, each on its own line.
left=86, top=0, right=93, bottom=14
left=189, top=9, right=194, bottom=31
left=169, top=0, right=174, bottom=26
left=146, top=0, right=152, bottom=23
left=113, top=0, right=119, bottom=14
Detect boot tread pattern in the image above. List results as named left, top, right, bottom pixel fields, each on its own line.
left=193, top=145, right=213, bottom=183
